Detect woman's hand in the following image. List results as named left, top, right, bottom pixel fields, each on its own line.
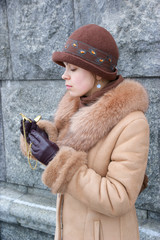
left=29, top=130, right=59, bottom=165
left=20, top=119, right=48, bottom=143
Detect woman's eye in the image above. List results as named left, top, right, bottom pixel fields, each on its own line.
left=71, top=68, right=77, bottom=72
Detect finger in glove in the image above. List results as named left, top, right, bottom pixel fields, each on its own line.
left=20, top=119, right=34, bottom=144
left=29, top=130, right=59, bottom=165
left=20, top=119, right=48, bottom=144
left=20, top=119, right=31, bottom=136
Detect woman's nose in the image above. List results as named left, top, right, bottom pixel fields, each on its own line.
left=62, top=71, right=70, bottom=80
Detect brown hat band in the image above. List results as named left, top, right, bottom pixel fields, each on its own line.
left=63, top=38, right=116, bottom=73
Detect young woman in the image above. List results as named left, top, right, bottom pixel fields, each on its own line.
left=20, top=24, right=149, bottom=240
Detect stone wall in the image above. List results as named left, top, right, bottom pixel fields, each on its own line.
left=0, top=0, right=160, bottom=239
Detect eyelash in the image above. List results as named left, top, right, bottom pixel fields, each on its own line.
left=71, top=68, right=77, bottom=72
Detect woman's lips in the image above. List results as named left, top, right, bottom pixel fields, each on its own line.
left=66, top=85, right=72, bottom=89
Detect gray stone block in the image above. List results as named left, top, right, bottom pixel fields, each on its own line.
left=74, top=0, right=160, bottom=77
left=0, top=222, right=54, bottom=240
left=6, top=0, right=74, bottom=80
left=136, top=209, right=148, bottom=221
left=0, top=184, right=56, bottom=235
left=0, top=84, right=6, bottom=181
left=9, top=194, right=56, bottom=234
left=139, top=219, right=160, bottom=240
left=137, top=207, right=160, bottom=222
left=148, top=211, right=160, bottom=222
left=135, top=78, right=160, bottom=214
left=27, top=185, right=57, bottom=201
left=0, top=0, right=12, bottom=80
left=0, top=185, right=24, bottom=224
left=1, top=80, right=65, bottom=188
left=0, top=181, right=27, bottom=194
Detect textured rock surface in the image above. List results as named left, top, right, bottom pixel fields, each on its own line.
left=6, top=0, right=74, bottom=80
left=0, top=83, right=6, bottom=181
left=0, top=0, right=12, bottom=80
left=1, top=80, right=65, bottom=188
left=74, top=0, right=160, bottom=77
left=139, top=219, right=160, bottom=240
left=0, top=184, right=56, bottom=235
left=0, top=222, right=54, bottom=240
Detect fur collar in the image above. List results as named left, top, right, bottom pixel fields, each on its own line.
left=54, top=79, right=149, bottom=152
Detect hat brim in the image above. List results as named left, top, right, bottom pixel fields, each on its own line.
left=52, top=51, right=117, bottom=80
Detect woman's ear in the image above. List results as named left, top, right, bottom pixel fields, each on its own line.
left=96, top=75, right=102, bottom=81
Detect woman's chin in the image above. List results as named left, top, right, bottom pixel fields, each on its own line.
left=68, top=91, right=81, bottom=98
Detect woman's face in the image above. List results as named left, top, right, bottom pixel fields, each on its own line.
left=62, top=63, right=96, bottom=97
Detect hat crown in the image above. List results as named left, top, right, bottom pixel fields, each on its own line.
left=69, top=24, right=119, bottom=63
left=52, top=24, right=119, bottom=80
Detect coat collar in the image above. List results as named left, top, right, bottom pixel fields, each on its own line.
left=54, top=79, right=149, bottom=152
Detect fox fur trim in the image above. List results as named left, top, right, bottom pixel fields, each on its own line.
left=42, top=146, right=87, bottom=193
left=55, top=79, right=149, bottom=152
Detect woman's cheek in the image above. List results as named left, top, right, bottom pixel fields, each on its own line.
left=78, top=82, right=89, bottom=92
left=74, top=76, right=82, bottom=85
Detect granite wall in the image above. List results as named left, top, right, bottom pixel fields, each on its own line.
left=0, top=0, right=160, bottom=239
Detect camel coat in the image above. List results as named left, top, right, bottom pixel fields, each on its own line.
left=20, top=79, right=150, bottom=240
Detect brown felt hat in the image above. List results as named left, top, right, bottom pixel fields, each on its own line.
left=52, top=24, right=119, bottom=80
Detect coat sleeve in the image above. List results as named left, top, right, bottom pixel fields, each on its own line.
left=20, top=120, right=58, bottom=158
left=55, top=118, right=149, bottom=217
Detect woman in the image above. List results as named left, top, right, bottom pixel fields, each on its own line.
left=20, top=24, right=149, bottom=240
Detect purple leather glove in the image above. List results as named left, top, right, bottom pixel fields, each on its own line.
left=29, top=130, right=59, bottom=165
left=20, top=120, right=48, bottom=143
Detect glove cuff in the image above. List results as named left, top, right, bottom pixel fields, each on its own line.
left=42, top=143, right=59, bottom=166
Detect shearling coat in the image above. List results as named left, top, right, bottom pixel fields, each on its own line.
left=20, top=79, right=150, bottom=240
